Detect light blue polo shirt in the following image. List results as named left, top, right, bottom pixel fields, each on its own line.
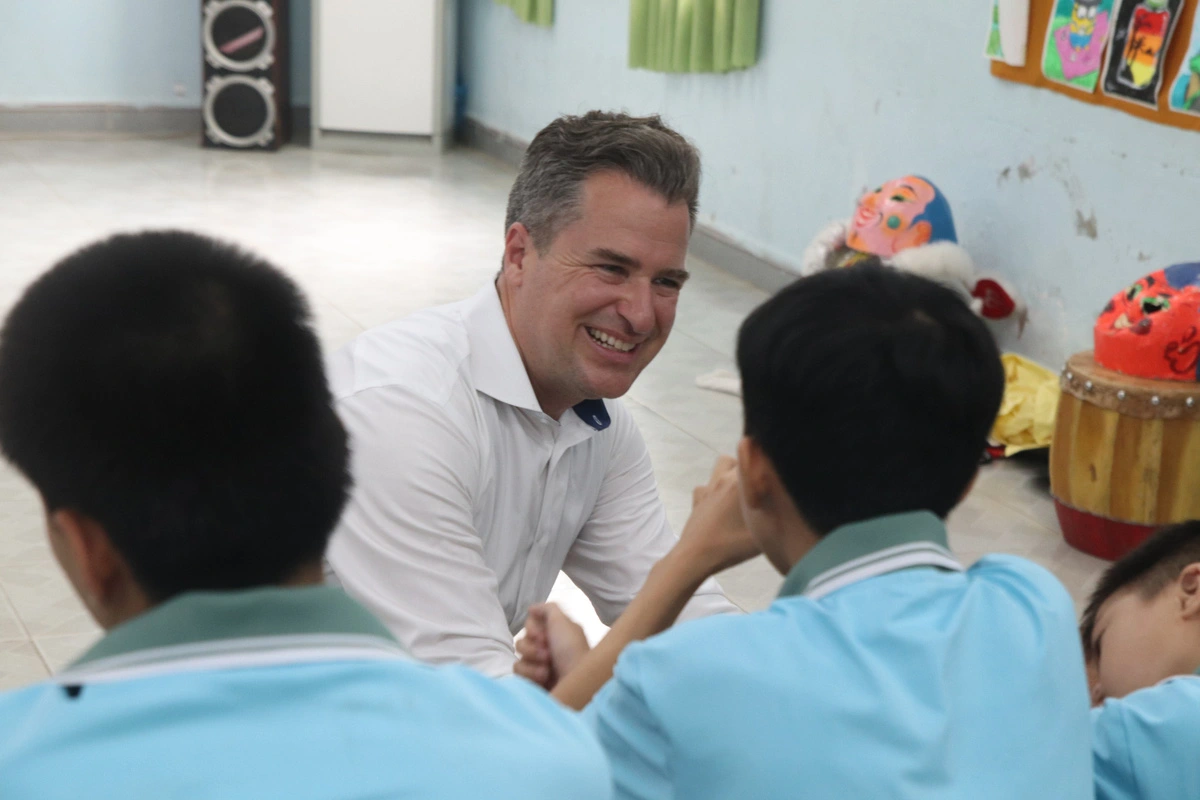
left=583, top=511, right=1093, bottom=800
left=1092, top=671, right=1200, bottom=800
left=0, top=586, right=612, bottom=800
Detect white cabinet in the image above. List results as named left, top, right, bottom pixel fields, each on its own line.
left=312, top=0, right=454, bottom=147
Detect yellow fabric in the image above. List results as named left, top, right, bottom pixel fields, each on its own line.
left=494, top=0, right=553, bottom=27
left=991, top=354, right=1060, bottom=456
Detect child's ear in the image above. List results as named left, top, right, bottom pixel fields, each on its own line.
left=1177, top=563, right=1200, bottom=620
left=736, top=436, right=771, bottom=511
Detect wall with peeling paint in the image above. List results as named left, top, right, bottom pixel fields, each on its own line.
left=461, top=1, right=1197, bottom=367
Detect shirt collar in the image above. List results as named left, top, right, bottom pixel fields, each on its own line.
left=777, top=511, right=963, bottom=601
left=66, top=586, right=402, bottom=676
left=463, top=282, right=610, bottom=431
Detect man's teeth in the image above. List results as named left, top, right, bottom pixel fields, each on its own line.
left=587, top=328, right=635, bottom=353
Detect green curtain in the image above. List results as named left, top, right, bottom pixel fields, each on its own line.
left=629, top=0, right=760, bottom=73
left=494, top=0, right=553, bottom=27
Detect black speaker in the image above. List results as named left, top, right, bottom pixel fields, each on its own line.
left=202, top=0, right=291, bottom=151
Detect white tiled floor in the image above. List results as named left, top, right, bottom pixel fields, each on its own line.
left=0, top=132, right=1107, bottom=683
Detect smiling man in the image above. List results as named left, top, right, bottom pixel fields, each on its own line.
left=325, top=111, right=736, bottom=678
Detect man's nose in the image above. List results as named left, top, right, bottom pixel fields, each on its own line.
left=617, top=281, right=656, bottom=336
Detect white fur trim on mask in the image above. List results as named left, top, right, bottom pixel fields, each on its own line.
left=800, top=219, right=849, bottom=276
left=888, top=242, right=977, bottom=297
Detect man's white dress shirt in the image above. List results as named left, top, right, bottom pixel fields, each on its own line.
left=325, top=283, right=735, bottom=677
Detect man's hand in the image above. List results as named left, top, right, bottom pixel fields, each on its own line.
left=672, top=456, right=762, bottom=579
left=515, top=605, right=553, bottom=688
left=514, top=603, right=590, bottom=689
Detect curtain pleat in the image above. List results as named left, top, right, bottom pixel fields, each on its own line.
left=630, top=0, right=759, bottom=73
left=495, top=0, right=553, bottom=28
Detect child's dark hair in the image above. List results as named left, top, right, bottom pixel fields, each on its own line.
left=0, top=231, right=351, bottom=602
left=1080, top=521, right=1200, bottom=658
left=736, top=262, right=1004, bottom=535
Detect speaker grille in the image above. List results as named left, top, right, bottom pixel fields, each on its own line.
left=204, top=0, right=277, bottom=73
left=204, top=75, right=277, bottom=148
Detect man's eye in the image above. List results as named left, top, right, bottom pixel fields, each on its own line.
left=654, top=278, right=682, bottom=290
left=598, top=264, right=625, bottom=275
left=890, top=195, right=907, bottom=202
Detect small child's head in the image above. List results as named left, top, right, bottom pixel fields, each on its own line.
left=0, top=231, right=351, bottom=629
left=734, top=263, right=1004, bottom=573
left=1081, top=521, right=1200, bottom=703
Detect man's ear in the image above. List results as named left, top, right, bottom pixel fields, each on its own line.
left=736, top=435, right=772, bottom=511
left=48, top=509, right=127, bottom=618
left=1177, top=563, right=1200, bottom=620
left=502, top=222, right=534, bottom=284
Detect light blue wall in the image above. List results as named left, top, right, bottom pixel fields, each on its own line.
left=0, top=0, right=311, bottom=107
left=460, top=0, right=1199, bottom=366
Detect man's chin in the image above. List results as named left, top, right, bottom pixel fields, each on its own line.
left=578, top=371, right=640, bottom=401
left=582, top=382, right=636, bottom=401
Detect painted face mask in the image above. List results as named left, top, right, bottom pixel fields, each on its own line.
left=844, top=176, right=958, bottom=259
left=1094, top=263, right=1200, bottom=381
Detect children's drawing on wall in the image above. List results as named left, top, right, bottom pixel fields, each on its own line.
left=987, top=0, right=1031, bottom=66
left=1168, top=12, right=1200, bottom=114
left=1102, top=0, right=1184, bottom=107
left=1042, top=0, right=1115, bottom=90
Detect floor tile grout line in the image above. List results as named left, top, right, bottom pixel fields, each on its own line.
left=624, top=399, right=724, bottom=463
left=29, top=638, right=54, bottom=676
left=322, top=299, right=370, bottom=335
left=970, top=475, right=1064, bottom=539
left=0, top=582, right=34, bottom=644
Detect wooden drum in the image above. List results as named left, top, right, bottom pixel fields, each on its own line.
left=1050, top=351, right=1200, bottom=560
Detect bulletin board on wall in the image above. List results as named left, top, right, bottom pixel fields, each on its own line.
left=991, top=0, right=1200, bottom=133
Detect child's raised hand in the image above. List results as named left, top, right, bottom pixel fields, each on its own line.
left=677, top=456, right=762, bottom=577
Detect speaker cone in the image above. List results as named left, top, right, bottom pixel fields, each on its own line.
left=203, top=75, right=277, bottom=148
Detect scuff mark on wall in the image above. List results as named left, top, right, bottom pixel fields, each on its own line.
left=1075, top=210, right=1099, bottom=239
left=998, top=166, right=1012, bottom=185
left=1049, top=159, right=1087, bottom=208
left=1017, top=158, right=1037, bottom=181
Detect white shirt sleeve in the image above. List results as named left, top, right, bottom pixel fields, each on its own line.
left=562, top=404, right=740, bottom=626
left=326, top=383, right=518, bottom=678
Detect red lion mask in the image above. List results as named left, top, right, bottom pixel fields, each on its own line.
left=1095, top=263, right=1200, bottom=382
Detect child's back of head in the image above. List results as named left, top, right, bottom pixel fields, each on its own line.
left=0, top=230, right=351, bottom=615
left=737, top=261, right=1005, bottom=536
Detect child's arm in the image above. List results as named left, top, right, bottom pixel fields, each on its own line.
left=1091, top=702, right=1138, bottom=800
left=535, top=457, right=757, bottom=711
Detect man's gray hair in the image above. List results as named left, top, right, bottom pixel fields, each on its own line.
left=505, top=111, right=701, bottom=252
